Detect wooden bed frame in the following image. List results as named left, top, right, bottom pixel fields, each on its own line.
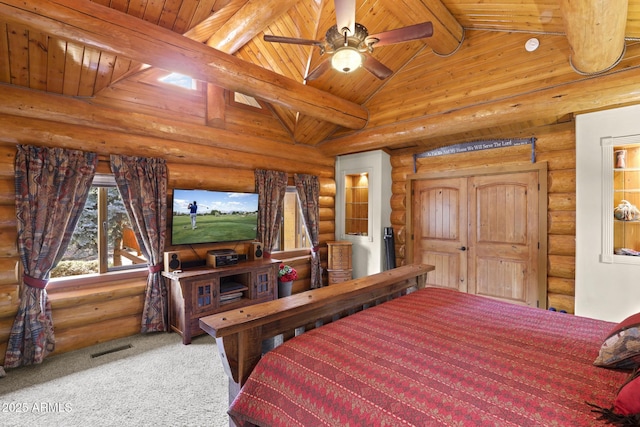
left=199, top=264, right=433, bottom=399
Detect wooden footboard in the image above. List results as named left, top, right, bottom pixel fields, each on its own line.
left=199, top=264, right=434, bottom=392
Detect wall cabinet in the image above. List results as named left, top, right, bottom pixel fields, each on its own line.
left=600, top=137, right=640, bottom=265
left=163, top=259, right=278, bottom=344
left=344, top=176, right=369, bottom=236
left=613, top=145, right=640, bottom=255
left=327, top=241, right=352, bottom=284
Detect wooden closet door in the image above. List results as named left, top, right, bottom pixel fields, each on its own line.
left=467, top=172, right=539, bottom=306
left=412, top=178, right=468, bottom=291
left=411, top=169, right=542, bottom=307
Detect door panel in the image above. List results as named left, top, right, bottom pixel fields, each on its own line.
left=412, top=178, right=467, bottom=291
left=412, top=171, right=539, bottom=307
left=475, top=258, right=527, bottom=301
left=468, top=172, right=538, bottom=306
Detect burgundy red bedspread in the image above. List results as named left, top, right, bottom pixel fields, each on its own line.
left=228, top=287, right=626, bottom=426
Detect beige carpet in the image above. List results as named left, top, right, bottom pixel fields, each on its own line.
left=0, top=332, right=229, bottom=427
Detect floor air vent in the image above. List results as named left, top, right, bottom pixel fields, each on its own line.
left=90, top=344, right=132, bottom=358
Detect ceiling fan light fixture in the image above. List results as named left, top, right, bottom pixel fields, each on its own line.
left=331, top=47, right=363, bottom=73
left=264, top=9, right=433, bottom=81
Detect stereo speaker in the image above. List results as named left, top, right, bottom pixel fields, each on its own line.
left=250, top=242, right=263, bottom=260
left=164, top=251, right=181, bottom=273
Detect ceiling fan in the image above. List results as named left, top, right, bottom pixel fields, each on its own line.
left=263, top=0, right=433, bottom=81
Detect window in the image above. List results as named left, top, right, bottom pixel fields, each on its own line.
left=158, top=72, right=197, bottom=90
left=227, top=91, right=270, bottom=115
left=273, top=187, right=310, bottom=251
left=51, top=175, right=147, bottom=278
left=233, top=92, right=262, bottom=109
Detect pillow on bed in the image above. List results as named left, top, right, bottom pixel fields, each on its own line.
left=591, top=369, right=640, bottom=424
left=615, top=371, right=640, bottom=416
left=594, top=312, right=640, bottom=370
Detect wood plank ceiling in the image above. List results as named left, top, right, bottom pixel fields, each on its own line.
left=1, top=0, right=640, bottom=155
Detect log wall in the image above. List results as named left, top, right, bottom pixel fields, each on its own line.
left=0, top=116, right=582, bottom=366
left=0, top=80, right=582, bottom=366
left=0, top=86, right=336, bottom=365
left=0, top=143, right=18, bottom=366
left=390, top=121, right=577, bottom=313
left=0, top=145, right=335, bottom=366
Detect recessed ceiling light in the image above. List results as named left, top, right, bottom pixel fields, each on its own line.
left=525, top=38, right=540, bottom=52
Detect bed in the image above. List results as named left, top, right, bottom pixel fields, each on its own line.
left=199, top=264, right=636, bottom=426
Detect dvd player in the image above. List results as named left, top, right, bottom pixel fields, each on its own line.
left=206, top=249, right=239, bottom=268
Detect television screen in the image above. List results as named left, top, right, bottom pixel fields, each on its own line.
left=171, top=189, right=259, bottom=245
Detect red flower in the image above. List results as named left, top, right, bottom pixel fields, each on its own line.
left=278, top=263, right=298, bottom=282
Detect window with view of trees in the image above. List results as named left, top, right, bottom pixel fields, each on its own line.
left=273, top=187, right=310, bottom=251
left=51, top=175, right=147, bottom=278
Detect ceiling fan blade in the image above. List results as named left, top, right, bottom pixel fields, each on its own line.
left=362, top=55, right=393, bottom=80
left=365, top=22, right=433, bottom=47
left=264, top=34, right=324, bottom=47
left=334, top=0, right=356, bottom=35
left=305, top=58, right=332, bottom=82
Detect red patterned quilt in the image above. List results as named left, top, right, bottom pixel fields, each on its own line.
left=228, top=287, right=627, bottom=426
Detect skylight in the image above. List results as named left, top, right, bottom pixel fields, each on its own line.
left=159, top=72, right=196, bottom=90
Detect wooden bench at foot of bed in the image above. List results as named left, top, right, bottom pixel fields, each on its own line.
left=199, top=264, right=434, bottom=395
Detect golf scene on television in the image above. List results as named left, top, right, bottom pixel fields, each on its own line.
left=171, top=189, right=259, bottom=245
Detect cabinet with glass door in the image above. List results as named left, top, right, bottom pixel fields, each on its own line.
left=613, top=145, right=640, bottom=256
left=344, top=172, right=369, bottom=236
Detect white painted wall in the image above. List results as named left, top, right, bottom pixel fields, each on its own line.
left=576, top=105, right=640, bottom=322
left=335, top=150, right=392, bottom=278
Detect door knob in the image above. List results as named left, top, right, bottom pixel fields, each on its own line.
left=458, top=246, right=467, bottom=251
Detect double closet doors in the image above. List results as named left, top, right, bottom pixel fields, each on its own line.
left=409, top=164, right=547, bottom=307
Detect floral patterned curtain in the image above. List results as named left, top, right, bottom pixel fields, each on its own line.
left=294, top=174, right=323, bottom=289
left=4, top=145, right=97, bottom=370
left=255, top=169, right=288, bottom=257
left=110, top=155, right=167, bottom=333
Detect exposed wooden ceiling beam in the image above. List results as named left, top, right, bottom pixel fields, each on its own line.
left=318, top=66, right=640, bottom=156
left=195, top=0, right=298, bottom=131
left=0, top=0, right=368, bottom=130
left=205, top=0, right=298, bottom=54
left=184, top=0, right=248, bottom=43
left=560, top=0, right=628, bottom=74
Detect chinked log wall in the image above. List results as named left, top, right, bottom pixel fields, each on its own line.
left=390, top=121, right=577, bottom=313
left=0, top=121, right=336, bottom=366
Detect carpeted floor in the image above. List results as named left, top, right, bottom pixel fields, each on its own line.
left=0, top=332, right=229, bottom=427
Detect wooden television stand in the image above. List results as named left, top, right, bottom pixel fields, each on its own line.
left=162, top=258, right=279, bottom=344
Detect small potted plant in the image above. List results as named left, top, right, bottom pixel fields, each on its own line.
left=278, top=263, right=297, bottom=298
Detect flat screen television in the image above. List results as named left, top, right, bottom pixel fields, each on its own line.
left=171, top=189, right=259, bottom=245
